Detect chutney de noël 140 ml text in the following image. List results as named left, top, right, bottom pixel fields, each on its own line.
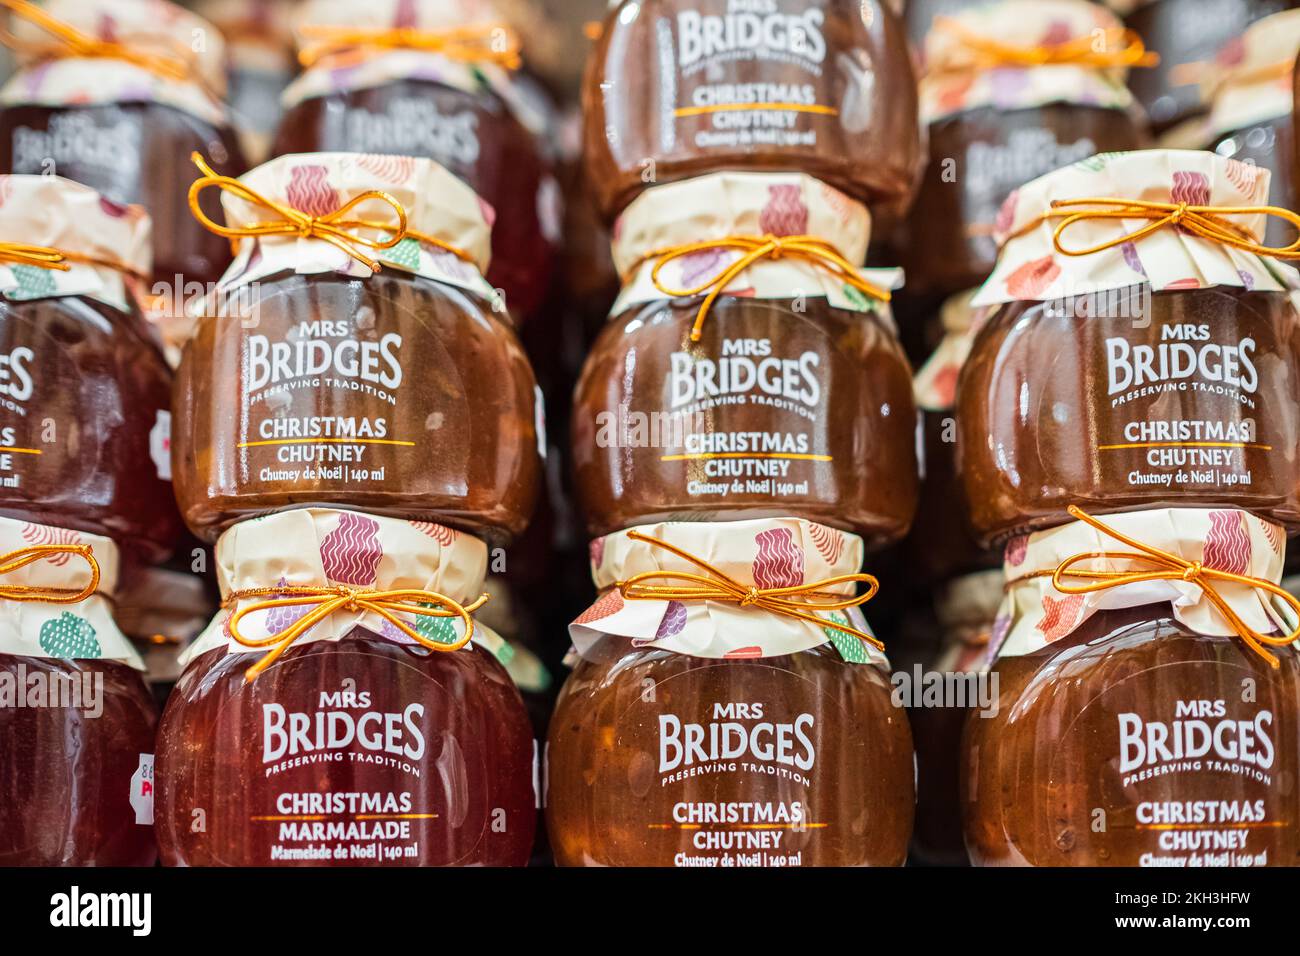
left=583, top=0, right=922, bottom=223
left=154, top=508, right=538, bottom=867
left=547, top=518, right=915, bottom=867
left=573, top=170, right=918, bottom=547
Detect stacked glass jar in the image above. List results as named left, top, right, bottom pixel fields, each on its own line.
left=153, top=151, right=544, bottom=866
left=0, top=175, right=176, bottom=865
left=957, top=148, right=1300, bottom=867
left=547, top=0, right=925, bottom=868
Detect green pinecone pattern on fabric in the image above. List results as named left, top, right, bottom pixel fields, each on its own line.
left=384, top=237, right=422, bottom=271
left=39, top=612, right=102, bottom=659
left=841, top=283, right=869, bottom=311
left=414, top=603, right=460, bottom=646
left=823, top=612, right=869, bottom=664
left=7, top=264, right=58, bottom=300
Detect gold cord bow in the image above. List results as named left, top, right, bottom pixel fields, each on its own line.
left=1043, top=505, right=1300, bottom=669
left=642, top=234, right=890, bottom=343
left=0, top=544, right=100, bottom=603
left=297, top=21, right=522, bottom=70
left=187, top=153, right=476, bottom=272
left=0, top=0, right=196, bottom=83
left=615, top=530, right=884, bottom=651
left=1005, top=196, right=1300, bottom=260
left=0, top=241, right=145, bottom=278
left=226, top=584, right=490, bottom=682
left=931, top=17, right=1158, bottom=71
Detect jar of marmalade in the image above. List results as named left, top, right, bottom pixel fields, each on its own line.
left=1123, top=0, right=1299, bottom=133
left=173, top=151, right=543, bottom=545
left=582, top=0, right=923, bottom=225
left=0, top=517, right=158, bottom=866
left=964, top=507, right=1300, bottom=866
left=0, top=0, right=247, bottom=341
left=547, top=518, right=915, bottom=867
left=273, top=0, right=558, bottom=320
left=958, top=149, right=1300, bottom=546
left=571, top=172, right=918, bottom=548
left=0, top=174, right=180, bottom=563
left=901, top=0, right=1150, bottom=297
left=154, top=508, right=536, bottom=866
left=1203, top=9, right=1300, bottom=248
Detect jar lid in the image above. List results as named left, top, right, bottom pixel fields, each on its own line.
left=0, top=174, right=151, bottom=314
left=292, top=0, right=504, bottom=40
left=920, top=0, right=1138, bottom=122
left=993, top=507, right=1291, bottom=663
left=572, top=518, right=884, bottom=666
left=1203, top=9, right=1300, bottom=140
left=611, top=172, right=872, bottom=281
left=972, top=149, right=1299, bottom=307
left=0, top=515, right=142, bottom=668
left=183, top=508, right=510, bottom=669
left=0, top=0, right=229, bottom=122
left=206, top=151, right=498, bottom=300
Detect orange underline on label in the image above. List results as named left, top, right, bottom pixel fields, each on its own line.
left=250, top=813, right=438, bottom=822
left=1097, top=441, right=1271, bottom=451
left=238, top=438, right=416, bottom=448
left=354, top=813, right=439, bottom=821
left=1136, top=821, right=1288, bottom=831
left=660, top=452, right=833, bottom=462
left=647, top=822, right=828, bottom=830
left=674, top=103, right=839, bottom=117
left=0, top=446, right=40, bottom=455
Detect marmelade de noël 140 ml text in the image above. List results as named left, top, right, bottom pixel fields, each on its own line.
left=0, top=517, right=158, bottom=866
left=173, top=151, right=543, bottom=546
left=273, top=0, right=558, bottom=319
left=571, top=171, right=918, bottom=548
left=154, top=508, right=536, bottom=867
left=546, top=518, right=915, bottom=867
left=965, top=507, right=1300, bottom=867
left=902, top=0, right=1151, bottom=297
left=0, top=174, right=180, bottom=563
left=1122, top=0, right=1299, bottom=132
left=0, top=0, right=246, bottom=346
left=958, top=149, right=1300, bottom=546
left=582, top=0, right=923, bottom=225
left=1202, top=9, right=1300, bottom=247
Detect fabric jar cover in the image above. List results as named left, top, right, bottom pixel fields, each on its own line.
left=989, top=507, right=1293, bottom=663
left=1202, top=8, right=1300, bottom=140
left=204, top=150, right=499, bottom=305
left=609, top=171, right=903, bottom=320
left=0, top=514, right=142, bottom=668
left=0, top=0, right=229, bottom=125
left=972, top=149, right=1300, bottom=307
left=571, top=517, right=885, bottom=666
left=0, top=174, right=151, bottom=314
left=919, top=0, right=1138, bottom=125
left=181, top=507, right=509, bottom=667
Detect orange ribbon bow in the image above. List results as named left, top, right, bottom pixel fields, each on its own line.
left=226, top=584, right=490, bottom=682
left=931, top=17, right=1158, bottom=71
left=1046, top=506, right=1300, bottom=669
left=615, top=530, right=884, bottom=651
left=297, top=21, right=522, bottom=70
left=187, top=153, right=475, bottom=272
left=0, top=240, right=144, bottom=278
left=642, top=234, right=890, bottom=343
left=0, top=544, right=100, bottom=604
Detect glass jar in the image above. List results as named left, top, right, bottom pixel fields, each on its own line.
left=546, top=519, right=915, bottom=867
left=902, top=0, right=1150, bottom=297
left=272, top=0, right=558, bottom=320
left=583, top=0, right=922, bottom=225
left=154, top=509, right=536, bottom=867
left=1125, top=0, right=1298, bottom=133
left=0, top=0, right=246, bottom=317
left=958, top=149, right=1300, bottom=546
left=0, top=519, right=157, bottom=866
left=0, top=175, right=181, bottom=563
left=1203, top=9, right=1300, bottom=248
left=571, top=172, right=918, bottom=548
left=173, top=152, right=543, bottom=546
left=964, top=508, right=1300, bottom=866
